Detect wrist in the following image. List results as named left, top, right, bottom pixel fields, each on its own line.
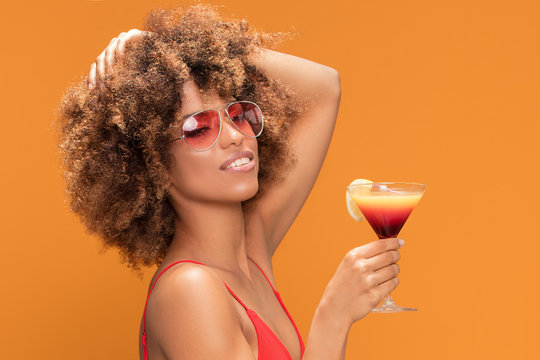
left=246, top=47, right=268, bottom=66
left=314, top=298, right=353, bottom=332
left=303, top=300, right=351, bottom=360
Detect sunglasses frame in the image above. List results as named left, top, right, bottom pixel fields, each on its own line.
left=169, top=100, right=264, bottom=152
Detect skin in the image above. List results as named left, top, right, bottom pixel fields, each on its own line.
left=89, top=29, right=403, bottom=360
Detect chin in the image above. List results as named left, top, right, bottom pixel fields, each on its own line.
left=222, top=165, right=259, bottom=202
left=235, top=181, right=259, bottom=202
left=244, top=182, right=259, bottom=201
left=218, top=174, right=258, bottom=202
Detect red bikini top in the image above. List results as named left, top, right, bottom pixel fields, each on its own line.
left=142, top=259, right=305, bottom=360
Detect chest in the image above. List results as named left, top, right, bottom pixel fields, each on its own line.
left=233, top=288, right=303, bottom=360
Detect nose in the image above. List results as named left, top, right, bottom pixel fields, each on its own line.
left=218, top=111, right=244, bottom=147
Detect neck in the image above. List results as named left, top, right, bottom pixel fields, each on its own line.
left=165, top=199, right=251, bottom=276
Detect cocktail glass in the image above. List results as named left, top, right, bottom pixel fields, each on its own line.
left=347, top=182, right=425, bottom=313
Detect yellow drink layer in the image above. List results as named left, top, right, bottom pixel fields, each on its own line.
left=350, top=193, right=423, bottom=210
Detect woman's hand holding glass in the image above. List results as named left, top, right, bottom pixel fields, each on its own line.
left=320, top=237, right=403, bottom=326
left=87, top=29, right=147, bottom=89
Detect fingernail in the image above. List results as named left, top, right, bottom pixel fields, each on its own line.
left=398, top=239, right=405, bottom=247
left=88, top=82, right=94, bottom=89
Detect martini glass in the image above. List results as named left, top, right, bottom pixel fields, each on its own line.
left=347, top=182, right=425, bottom=313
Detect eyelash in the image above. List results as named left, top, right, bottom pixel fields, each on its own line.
left=185, top=126, right=209, bottom=137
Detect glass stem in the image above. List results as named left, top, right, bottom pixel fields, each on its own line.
left=384, top=292, right=396, bottom=306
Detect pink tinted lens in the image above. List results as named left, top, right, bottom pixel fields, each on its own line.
left=182, top=110, right=220, bottom=149
left=227, top=102, right=263, bottom=137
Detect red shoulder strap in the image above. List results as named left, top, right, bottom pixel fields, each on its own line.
left=141, top=260, right=250, bottom=360
left=142, top=260, right=206, bottom=360
left=248, top=257, right=277, bottom=292
left=248, top=257, right=306, bottom=356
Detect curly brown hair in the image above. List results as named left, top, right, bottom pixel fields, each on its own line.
left=53, top=4, right=301, bottom=274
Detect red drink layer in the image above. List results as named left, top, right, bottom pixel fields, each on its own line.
left=350, top=193, right=422, bottom=239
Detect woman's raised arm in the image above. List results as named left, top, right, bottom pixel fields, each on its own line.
left=247, top=48, right=341, bottom=256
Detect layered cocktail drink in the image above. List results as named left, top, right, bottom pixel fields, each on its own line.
left=347, top=181, right=425, bottom=313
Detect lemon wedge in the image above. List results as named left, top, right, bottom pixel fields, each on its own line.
left=346, top=179, right=373, bottom=222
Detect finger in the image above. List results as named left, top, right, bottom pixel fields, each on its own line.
left=116, top=32, right=128, bottom=55
left=369, top=263, right=400, bottom=286
left=356, top=237, right=402, bottom=259
left=104, top=38, right=119, bottom=77
left=95, top=51, right=106, bottom=82
left=107, top=36, right=118, bottom=46
left=118, top=29, right=144, bottom=56
left=376, top=276, right=399, bottom=298
left=127, top=28, right=144, bottom=37
left=88, top=62, right=97, bottom=89
left=117, top=38, right=128, bottom=57
left=365, top=250, right=400, bottom=271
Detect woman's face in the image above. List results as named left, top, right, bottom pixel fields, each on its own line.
left=166, top=80, right=260, bottom=207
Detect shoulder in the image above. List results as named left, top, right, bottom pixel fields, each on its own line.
left=146, top=263, right=236, bottom=323
left=150, top=263, right=227, bottom=299
left=145, top=263, right=253, bottom=359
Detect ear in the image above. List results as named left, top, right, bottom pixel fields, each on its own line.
left=157, top=165, right=173, bottom=200
left=163, top=172, right=173, bottom=193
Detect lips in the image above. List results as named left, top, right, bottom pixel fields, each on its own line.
left=219, top=150, right=255, bottom=170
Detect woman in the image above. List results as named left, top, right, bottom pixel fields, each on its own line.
left=56, top=4, right=403, bottom=360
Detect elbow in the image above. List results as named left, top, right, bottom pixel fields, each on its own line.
left=323, top=66, right=341, bottom=104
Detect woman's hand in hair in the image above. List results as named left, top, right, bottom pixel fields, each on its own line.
left=87, top=29, right=147, bottom=89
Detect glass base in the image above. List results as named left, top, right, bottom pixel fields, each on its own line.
left=371, top=304, right=418, bottom=313
left=371, top=295, right=417, bottom=313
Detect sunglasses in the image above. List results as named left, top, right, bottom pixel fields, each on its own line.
left=169, top=101, right=264, bottom=151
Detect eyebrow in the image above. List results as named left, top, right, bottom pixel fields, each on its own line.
left=181, top=112, right=199, bottom=120
left=180, top=99, right=238, bottom=120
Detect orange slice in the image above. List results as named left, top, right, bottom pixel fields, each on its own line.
left=346, top=179, right=373, bottom=221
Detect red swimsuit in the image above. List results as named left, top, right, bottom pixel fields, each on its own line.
left=142, top=259, right=305, bottom=360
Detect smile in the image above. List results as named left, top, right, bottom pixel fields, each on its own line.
left=222, top=157, right=255, bottom=173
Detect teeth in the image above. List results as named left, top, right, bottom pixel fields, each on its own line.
left=227, top=157, right=251, bottom=169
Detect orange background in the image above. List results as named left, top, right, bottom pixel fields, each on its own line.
left=1, top=0, right=539, bottom=358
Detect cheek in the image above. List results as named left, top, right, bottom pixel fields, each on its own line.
left=168, top=151, right=217, bottom=199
